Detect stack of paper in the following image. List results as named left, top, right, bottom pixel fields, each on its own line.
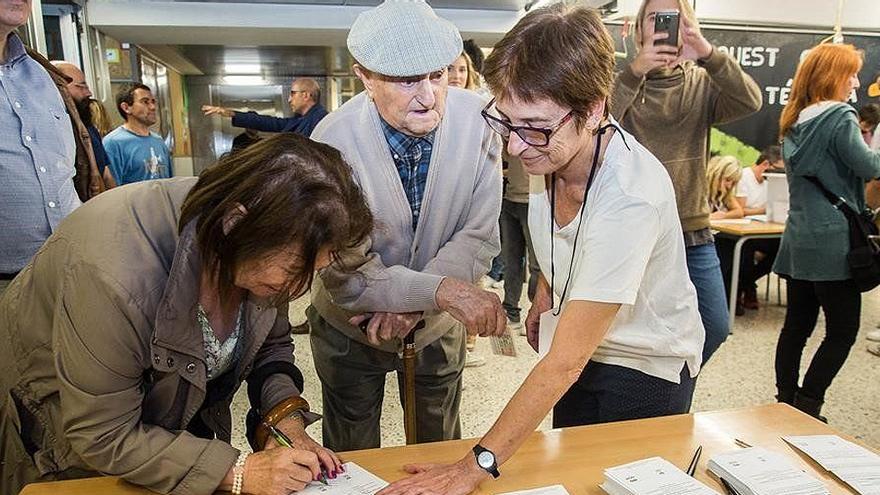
left=784, top=435, right=880, bottom=495
left=707, top=447, right=829, bottom=495
left=498, top=485, right=571, bottom=495
left=600, top=456, right=720, bottom=495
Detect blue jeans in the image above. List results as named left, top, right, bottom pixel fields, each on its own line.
left=686, top=242, right=730, bottom=364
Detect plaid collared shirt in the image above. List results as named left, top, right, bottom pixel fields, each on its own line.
left=380, top=118, right=435, bottom=230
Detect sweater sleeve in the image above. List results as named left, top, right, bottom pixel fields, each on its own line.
left=702, top=47, right=763, bottom=125
left=232, top=111, right=299, bottom=133
left=54, top=264, right=237, bottom=495
left=610, top=64, right=645, bottom=122
left=833, top=113, right=880, bottom=180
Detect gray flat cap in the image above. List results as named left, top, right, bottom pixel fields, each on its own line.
left=348, top=0, right=463, bottom=77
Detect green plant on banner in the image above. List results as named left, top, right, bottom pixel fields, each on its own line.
left=710, top=128, right=760, bottom=167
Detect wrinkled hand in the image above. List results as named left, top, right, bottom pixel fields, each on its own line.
left=436, top=277, right=505, bottom=338
left=675, top=15, right=712, bottom=64
left=376, top=457, right=489, bottom=495
left=268, top=415, right=344, bottom=477
left=201, top=104, right=234, bottom=118
left=525, top=281, right=552, bottom=353
left=630, top=32, right=680, bottom=78
left=350, top=312, right=423, bottom=346
left=242, top=445, right=323, bottom=495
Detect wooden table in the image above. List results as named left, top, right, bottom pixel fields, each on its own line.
left=710, top=220, right=785, bottom=330
left=21, top=404, right=873, bottom=495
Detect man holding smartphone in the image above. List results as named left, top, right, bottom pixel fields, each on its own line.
left=611, top=0, right=762, bottom=365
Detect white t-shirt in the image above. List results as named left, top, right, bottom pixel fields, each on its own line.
left=529, top=124, right=704, bottom=384
left=736, top=167, right=766, bottom=209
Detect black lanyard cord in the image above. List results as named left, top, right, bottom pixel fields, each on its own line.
left=549, top=123, right=616, bottom=315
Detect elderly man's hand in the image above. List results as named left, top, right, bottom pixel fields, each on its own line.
left=201, top=105, right=234, bottom=118
left=436, top=277, right=506, bottom=338
left=350, top=312, right=422, bottom=346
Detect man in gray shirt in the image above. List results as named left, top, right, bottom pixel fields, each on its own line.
left=1, top=1, right=81, bottom=288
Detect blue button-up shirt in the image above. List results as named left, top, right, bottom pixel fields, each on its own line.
left=379, top=119, right=435, bottom=230
left=0, top=33, right=80, bottom=273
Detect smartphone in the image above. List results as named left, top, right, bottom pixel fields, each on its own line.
left=653, top=11, right=680, bottom=47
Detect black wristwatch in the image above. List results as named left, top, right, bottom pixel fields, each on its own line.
left=472, top=444, right=500, bottom=479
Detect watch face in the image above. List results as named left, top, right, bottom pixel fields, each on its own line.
left=477, top=450, right=495, bottom=468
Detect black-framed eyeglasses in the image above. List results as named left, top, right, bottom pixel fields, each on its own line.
left=480, top=97, right=574, bottom=147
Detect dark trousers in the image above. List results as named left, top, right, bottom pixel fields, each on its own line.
left=775, top=278, right=861, bottom=401
left=715, top=237, right=780, bottom=299
left=553, top=361, right=695, bottom=428
left=500, top=199, right=539, bottom=322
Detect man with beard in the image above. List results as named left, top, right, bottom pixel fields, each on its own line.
left=104, top=83, right=173, bottom=185
left=52, top=61, right=117, bottom=189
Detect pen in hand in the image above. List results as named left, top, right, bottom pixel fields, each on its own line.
left=263, top=422, right=330, bottom=486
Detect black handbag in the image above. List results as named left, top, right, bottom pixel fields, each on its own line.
left=805, top=176, right=880, bottom=292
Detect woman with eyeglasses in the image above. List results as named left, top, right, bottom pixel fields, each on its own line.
left=377, top=5, right=703, bottom=495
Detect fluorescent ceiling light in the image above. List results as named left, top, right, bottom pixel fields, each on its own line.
left=223, top=63, right=261, bottom=74
left=223, top=75, right=267, bottom=85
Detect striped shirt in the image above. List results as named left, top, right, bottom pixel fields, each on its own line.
left=379, top=118, right=435, bottom=230
left=0, top=33, right=80, bottom=273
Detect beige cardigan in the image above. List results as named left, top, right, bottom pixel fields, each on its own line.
left=310, top=88, right=503, bottom=352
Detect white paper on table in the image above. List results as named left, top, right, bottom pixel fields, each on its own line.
left=538, top=309, right=560, bottom=359
left=298, top=462, right=388, bottom=495
left=746, top=214, right=768, bottom=222
left=602, top=457, right=721, bottom=495
left=783, top=435, right=880, bottom=471
left=831, top=466, right=880, bottom=495
left=497, top=484, right=571, bottom=495
left=711, top=218, right=752, bottom=225
left=708, top=447, right=829, bottom=495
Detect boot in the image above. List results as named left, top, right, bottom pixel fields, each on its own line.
left=793, top=391, right=828, bottom=423
left=775, top=388, right=796, bottom=405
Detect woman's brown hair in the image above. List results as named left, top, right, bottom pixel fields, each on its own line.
left=482, top=3, right=616, bottom=129
left=779, top=43, right=863, bottom=139
left=179, top=132, right=374, bottom=305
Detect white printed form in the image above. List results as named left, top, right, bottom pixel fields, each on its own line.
left=784, top=435, right=880, bottom=495
left=498, top=485, right=571, bottom=495
left=298, top=462, right=389, bottom=495
left=709, top=447, right=829, bottom=495
left=602, top=457, right=720, bottom=495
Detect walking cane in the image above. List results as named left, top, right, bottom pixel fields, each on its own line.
left=402, top=320, right=425, bottom=445
left=358, top=318, right=425, bottom=445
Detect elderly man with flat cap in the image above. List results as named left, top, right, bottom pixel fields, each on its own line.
left=308, top=0, right=505, bottom=451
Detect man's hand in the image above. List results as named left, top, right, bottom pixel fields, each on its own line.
left=675, top=15, right=713, bottom=64
left=436, top=277, right=506, bottom=338
left=630, top=32, right=680, bottom=78
left=525, top=276, right=552, bottom=353
left=270, top=415, right=343, bottom=477
left=349, top=312, right=422, bottom=346
left=201, top=105, right=234, bottom=118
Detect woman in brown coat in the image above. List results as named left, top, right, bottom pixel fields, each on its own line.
left=0, top=133, right=373, bottom=495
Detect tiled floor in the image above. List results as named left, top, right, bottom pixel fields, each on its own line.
left=230, top=275, right=880, bottom=452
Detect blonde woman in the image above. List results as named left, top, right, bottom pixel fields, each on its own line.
left=706, top=155, right=745, bottom=219
left=447, top=51, right=480, bottom=90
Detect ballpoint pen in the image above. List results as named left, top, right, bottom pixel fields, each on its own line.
left=686, top=445, right=703, bottom=477
left=264, top=422, right=330, bottom=486
left=734, top=438, right=753, bottom=449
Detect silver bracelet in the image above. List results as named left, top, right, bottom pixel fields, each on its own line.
left=232, top=451, right=249, bottom=495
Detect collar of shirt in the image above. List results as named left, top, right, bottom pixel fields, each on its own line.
left=2, top=33, right=28, bottom=67
left=379, top=117, right=436, bottom=162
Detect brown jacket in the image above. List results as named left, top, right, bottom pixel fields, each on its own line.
left=0, top=178, right=305, bottom=494
left=26, top=47, right=107, bottom=201
left=611, top=48, right=762, bottom=233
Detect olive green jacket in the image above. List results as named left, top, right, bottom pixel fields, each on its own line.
left=0, top=178, right=305, bottom=495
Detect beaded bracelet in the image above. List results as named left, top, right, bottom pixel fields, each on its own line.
left=232, top=451, right=249, bottom=495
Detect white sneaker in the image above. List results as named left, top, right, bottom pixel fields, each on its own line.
left=867, top=328, right=880, bottom=342
left=508, top=320, right=525, bottom=336
left=464, top=351, right=486, bottom=367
